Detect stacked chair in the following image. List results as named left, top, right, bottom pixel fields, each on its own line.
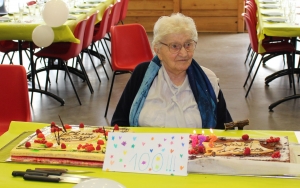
left=119, top=0, right=129, bottom=24
left=244, top=0, right=290, bottom=66
left=91, top=5, right=113, bottom=75
left=91, top=0, right=127, bottom=72
left=80, top=12, right=108, bottom=83
left=102, top=0, right=123, bottom=68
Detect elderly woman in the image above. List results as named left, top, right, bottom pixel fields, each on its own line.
left=111, top=13, right=232, bottom=129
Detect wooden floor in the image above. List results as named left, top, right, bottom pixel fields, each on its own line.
left=3, top=32, right=299, bottom=131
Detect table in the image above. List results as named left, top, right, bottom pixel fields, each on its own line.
left=0, top=0, right=114, bottom=42
left=0, top=0, right=114, bottom=105
left=255, top=0, right=300, bottom=111
left=0, top=121, right=299, bottom=188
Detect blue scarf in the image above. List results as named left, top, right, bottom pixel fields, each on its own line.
left=129, top=55, right=217, bottom=128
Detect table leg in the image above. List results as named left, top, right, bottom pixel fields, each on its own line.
left=269, top=94, right=300, bottom=111
left=18, top=40, right=23, bottom=65
left=268, top=38, right=299, bottom=111
left=265, top=68, right=300, bottom=85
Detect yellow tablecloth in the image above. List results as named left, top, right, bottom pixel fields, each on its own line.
left=255, top=0, right=300, bottom=53
left=0, top=0, right=114, bottom=43
left=0, top=121, right=299, bottom=188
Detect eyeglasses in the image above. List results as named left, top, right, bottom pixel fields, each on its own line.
left=159, top=40, right=197, bottom=54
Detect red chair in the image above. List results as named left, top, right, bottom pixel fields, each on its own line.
left=242, top=12, right=295, bottom=97
left=0, top=40, right=34, bottom=65
left=0, top=40, right=19, bottom=64
left=119, top=0, right=129, bottom=24
left=80, top=12, right=109, bottom=82
left=91, top=5, right=113, bottom=75
left=104, top=23, right=153, bottom=117
left=0, top=64, right=31, bottom=136
left=103, top=0, right=123, bottom=64
left=33, top=19, right=91, bottom=105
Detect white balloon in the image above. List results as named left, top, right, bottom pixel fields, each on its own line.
left=73, top=178, right=126, bottom=188
left=42, top=0, right=69, bottom=27
left=32, top=25, right=54, bottom=47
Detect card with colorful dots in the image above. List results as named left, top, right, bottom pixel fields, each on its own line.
left=103, top=133, right=189, bottom=176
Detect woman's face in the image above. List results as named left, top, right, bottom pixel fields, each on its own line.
left=155, top=33, right=195, bottom=75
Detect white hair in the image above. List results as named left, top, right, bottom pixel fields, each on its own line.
left=152, top=13, right=198, bottom=49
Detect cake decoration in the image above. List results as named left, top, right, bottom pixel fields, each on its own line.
left=242, top=134, right=249, bottom=141
left=58, top=115, right=67, bottom=133
left=224, top=119, right=249, bottom=130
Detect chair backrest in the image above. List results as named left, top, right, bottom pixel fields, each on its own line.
left=82, top=12, right=98, bottom=49
left=0, top=40, right=18, bottom=52
left=110, top=23, right=153, bottom=71
left=0, top=65, right=31, bottom=136
left=92, top=5, right=113, bottom=42
left=64, top=19, right=88, bottom=60
left=106, top=0, right=122, bottom=33
left=247, top=0, right=257, bottom=7
left=242, top=13, right=258, bottom=53
left=245, top=5, right=257, bottom=25
left=245, top=0, right=257, bottom=21
left=119, top=0, right=129, bottom=22
left=246, top=0, right=257, bottom=12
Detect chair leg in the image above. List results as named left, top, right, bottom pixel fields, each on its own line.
left=1, top=53, right=8, bottom=64
left=103, top=39, right=112, bottom=71
left=62, top=60, right=82, bottom=105
left=86, top=49, right=102, bottom=83
left=64, top=59, right=75, bottom=80
left=92, top=41, right=112, bottom=73
left=9, top=52, right=15, bottom=64
left=245, top=57, right=264, bottom=98
left=43, top=58, right=51, bottom=86
left=244, top=53, right=258, bottom=87
left=45, top=59, right=52, bottom=92
left=56, top=61, right=60, bottom=83
left=77, top=55, right=94, bottom=94
left=103, top=37, right=111, bottom=56
left=244, top=44, right=251, bottom=64
left=104, top=72, right=116, bottom=117
left=1, top=52, right=14, bottom=64
left=100, top=40, right=112, bottom=70
left=30, top=56, right=41, bottom=105
left=248, top=51, right=255, bottom=66
left=24, top=50, right=32, bottom=63
left=95, top=48, right=110, bottom=80
left=282, top=54, right=286, bottom=66
left=89, top=42, right=110, bottom=79
left=33, top=57, right=42, bottom=90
